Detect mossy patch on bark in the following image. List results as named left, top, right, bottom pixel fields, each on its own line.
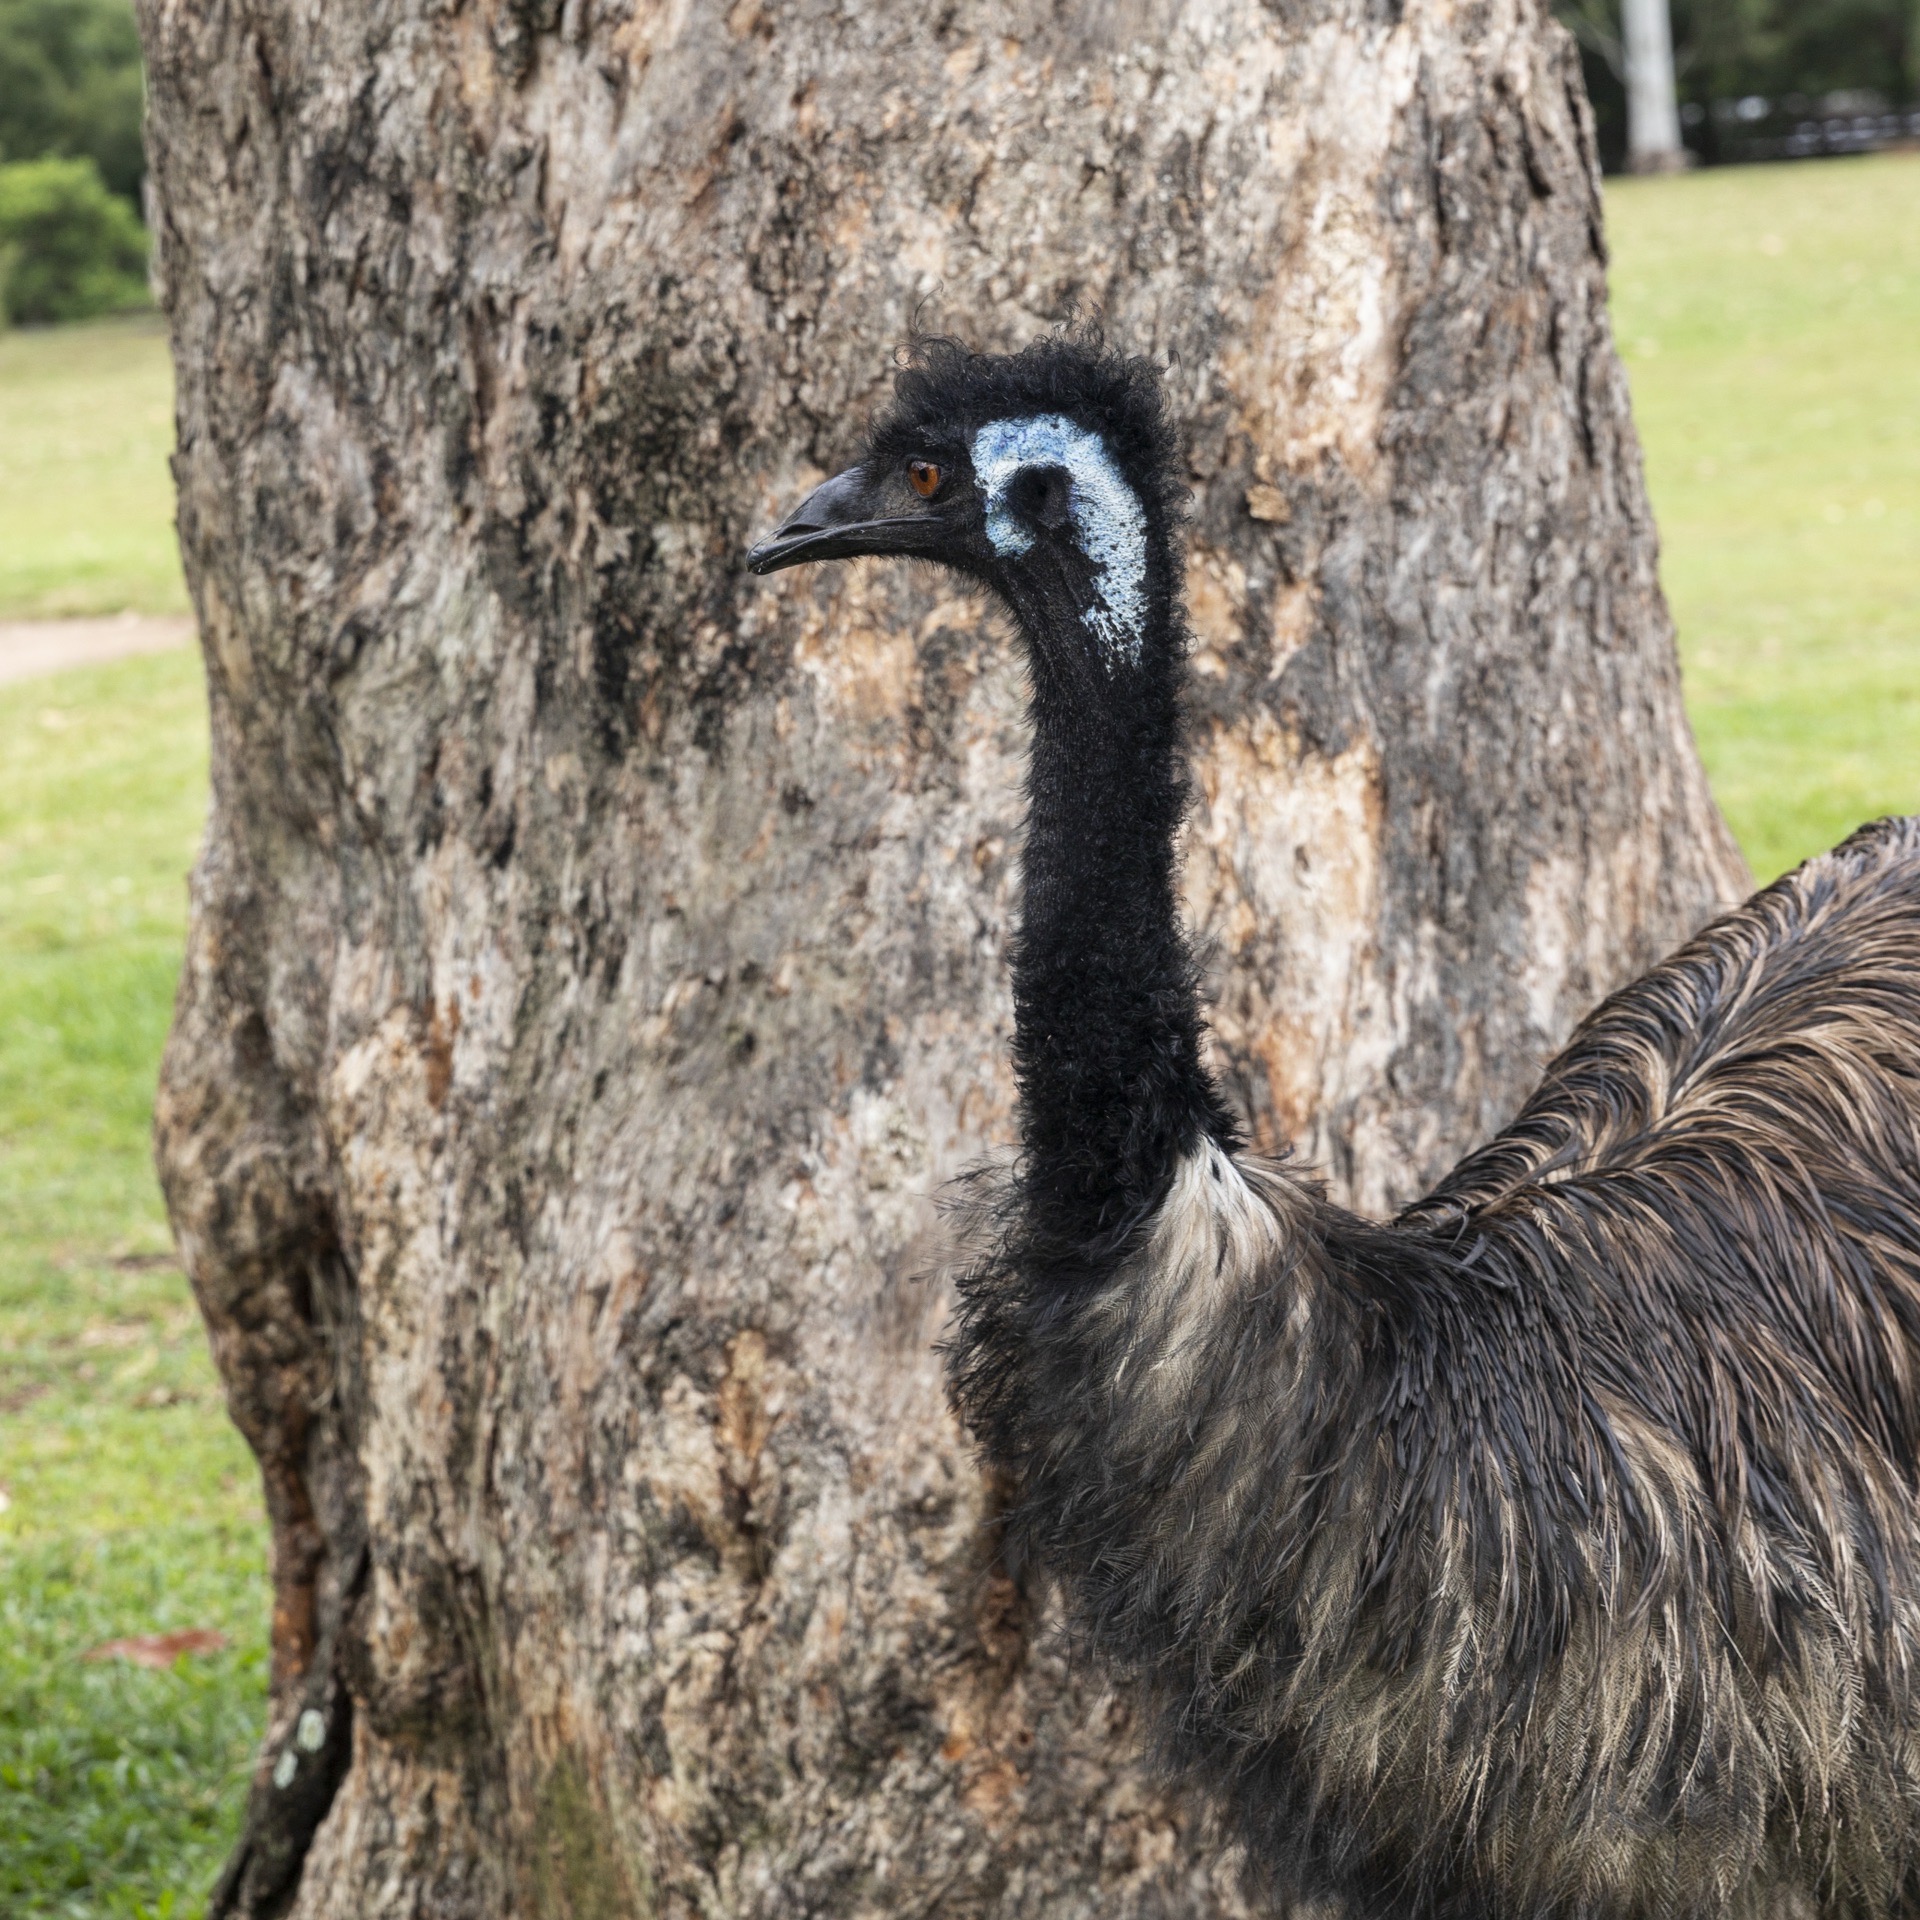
left=532, top=1756, right=648, bottom=1920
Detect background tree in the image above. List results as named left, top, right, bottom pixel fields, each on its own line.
left=137, top=0, right=1747, bottom=1913
left=1623, top=0, right=1688, bottom=167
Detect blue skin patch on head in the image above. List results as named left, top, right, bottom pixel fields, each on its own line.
left=970, top=415, right=1150, bottom=666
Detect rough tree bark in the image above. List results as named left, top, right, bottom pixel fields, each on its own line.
left=139, top=1, right=1747, bottom=1913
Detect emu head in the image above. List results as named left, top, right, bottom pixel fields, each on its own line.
left=746, top=335, right=1183, bottom=678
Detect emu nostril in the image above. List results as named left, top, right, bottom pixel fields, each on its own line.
left=775, top=464, right=868, bottom=541
left=774, top=500, right=833, bottom=537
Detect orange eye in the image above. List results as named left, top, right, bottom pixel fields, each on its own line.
left=908, top=460, right=942, bottom=498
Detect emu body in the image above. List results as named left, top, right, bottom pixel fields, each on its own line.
left=747, top=338, right=1920, bottom=1920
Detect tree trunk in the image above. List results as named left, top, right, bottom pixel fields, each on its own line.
left=1622, top=0, right=1687, bottom=171
left=139, top=1, right=1746, bottom=1913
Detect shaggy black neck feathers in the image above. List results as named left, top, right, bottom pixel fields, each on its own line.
left=1003, top=504, right=1236, bottom=1255
left=872, top=334, right=1240, bottom=1252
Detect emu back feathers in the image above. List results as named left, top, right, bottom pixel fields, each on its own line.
left=949, top=815, right=1920, bottom=1920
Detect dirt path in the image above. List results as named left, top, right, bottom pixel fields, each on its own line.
left=0, top=614, right=196, bottom=688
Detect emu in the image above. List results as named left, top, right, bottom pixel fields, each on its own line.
left=747, top=336, right=1920, bottom=1920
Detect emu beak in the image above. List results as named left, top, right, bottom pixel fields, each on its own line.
left=745, top=465, right=941, bottom=574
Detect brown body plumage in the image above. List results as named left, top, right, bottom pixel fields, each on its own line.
left=749, top=336, right=1920, bottom=1920
left=957, top=817, right=1920, bottom=1920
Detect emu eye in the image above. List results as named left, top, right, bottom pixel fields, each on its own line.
left=908, top=460, right=942, bottom=498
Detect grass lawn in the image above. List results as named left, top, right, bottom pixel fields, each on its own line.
left=0, top=652, right=265, bottom=1919
left=1608, top=153, right=1920, bottom=881
left=0, top=315, right=187, bottom=621
left=0, top=151, right=1912, bottom=1916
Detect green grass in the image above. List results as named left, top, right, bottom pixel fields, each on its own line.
left=0, top=650, right=265, bottom=1919
left=0, top=314, right=186, bottom=620
left=0, top=148, right=1912, bottom=1913
left=1608, top=152, right=1920, bottom=880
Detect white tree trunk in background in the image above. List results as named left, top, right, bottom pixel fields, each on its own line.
left=1624, top=0, right=1688, bottom=170
left=137, top=0, right=1746, bottom=1913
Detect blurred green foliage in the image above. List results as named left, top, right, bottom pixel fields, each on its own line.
left=0, top=157, right=148, bottom=328
left=0, top=0, right=146, bottom=205
left=0, top=0, right=148, bottom=328
left=1672, top=0, right=1917, bottom=102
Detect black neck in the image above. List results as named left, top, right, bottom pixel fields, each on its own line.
left=1007, top=583, right=1237, bottom=1257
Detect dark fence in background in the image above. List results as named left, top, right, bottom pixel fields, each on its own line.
left=1686, top=90, right=1920, bottom=162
